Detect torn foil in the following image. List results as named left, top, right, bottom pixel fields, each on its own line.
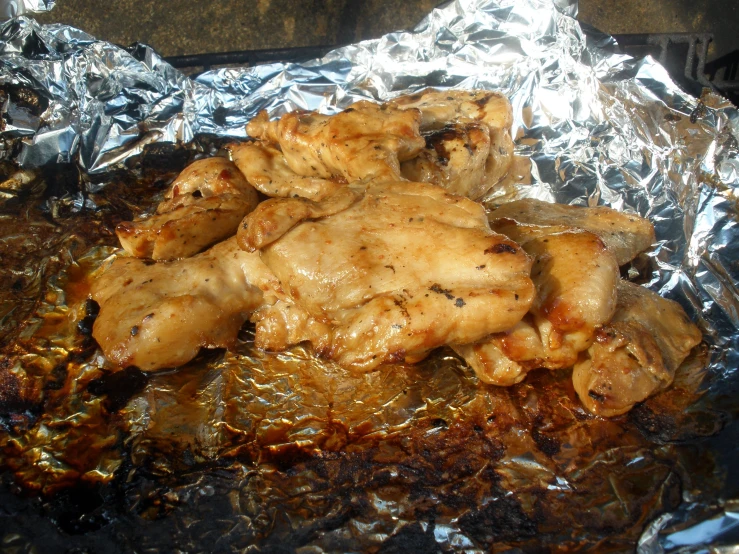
left=0, top=0, right=738, bottom=552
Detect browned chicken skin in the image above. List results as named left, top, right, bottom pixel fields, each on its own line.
left=390, top=89, right=514, bottom=195
left=400, top=122, right=492, bottom=199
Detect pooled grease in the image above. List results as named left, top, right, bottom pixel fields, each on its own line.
left=0, top=168, right=725, bottom=551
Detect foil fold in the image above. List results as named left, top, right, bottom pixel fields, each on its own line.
left=0, top=0, right=738, bottom=551
left=0, top=0, right=52, bottom=20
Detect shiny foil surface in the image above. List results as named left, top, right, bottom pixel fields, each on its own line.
left=0, top=0, right=53, bottom=21
left=1, top=0, right=738, bottom=551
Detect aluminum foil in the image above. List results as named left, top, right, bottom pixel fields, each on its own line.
left=0, top=0, right=52, bottom=20
left=1, top=0, right=738, bottom=551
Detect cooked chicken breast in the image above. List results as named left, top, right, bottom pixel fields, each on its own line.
left=88, top=90, right=699, bottom=422
left=454, top=226, right=620, bottom=385
left=116, top=194, right=254, bottom=261
left=116, top=158, right=259, bottom=260
left=229, top=141, right=341, bottom=201
left=572, top=280, right=702, bottom=417
left=91, top=237, right=273, bottom=371
left=157, top=157, right=257, bottom=211
left=389, top=89, right=514, bottom=193
left=246, top=100, right=425, bottom=184
left=240, top=181, right=536, bottom=372
left=490, top=199, right=655, bottom=266
left=400, top=122, right=492, bottom=199
left=388, top=89, right=513, bottom=132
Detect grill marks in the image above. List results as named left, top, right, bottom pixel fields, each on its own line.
left=485, top=242, right=518, bottom=255
left=423, top=125, right=471, bottom=166
left=429, top=283, right=466, bottom=308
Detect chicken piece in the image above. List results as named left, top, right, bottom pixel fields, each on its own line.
left=490, top=199, right=656, bottom=266
left=157, top=157, right=257, bottom=211
left=242, top=181, right=536, bottom=372
left=116, top=195, right=254, bottom=260
left=91, top=237, right=273, bottom=371
left=116, top=158, right=259, bottom=260
left=454, top=226, right=620, bottom=385
left=246, top=100, right=425, bottom=185
left=238, top=186, right=361, bottom=251
left=484, top=126, right=515, bottom=188
left=400, top=123, right=492, bottom=200
left=229, top=141, right=341, bottom=201
left=572, top=280, right=702, bottom=417
left=389, top=89, right=514, bottom=194
left=388, top=89, right=513, bottom=132
left=455, top=200, right=655, bottom=386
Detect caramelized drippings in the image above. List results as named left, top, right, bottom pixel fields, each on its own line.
left=0, top=162, right=725, bottom=551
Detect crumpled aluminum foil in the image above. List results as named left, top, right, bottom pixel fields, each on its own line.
left=0, top=0, right=52, bottom=20
left=0, top=0, right=738, bottom=552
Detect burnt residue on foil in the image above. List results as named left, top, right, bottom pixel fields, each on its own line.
left=0, top=0, right=738, bottom=551
left=0, top=322, right=727, bottom=551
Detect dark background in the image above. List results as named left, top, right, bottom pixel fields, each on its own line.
left=35, top=0, right=737, bottom=64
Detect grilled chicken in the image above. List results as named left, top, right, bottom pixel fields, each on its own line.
left=238, top=186, right=361, bottom=251
left=454, top=198, right=653, bottom=387
left=388, top=89, right=513, bottom=132
left=89, top=91, right=699, bottom=420
left=490, top=199, right=655, bottom=266
left=157, top=157, right=257, bottom=211
left=572, top=280, right=702, bottom=417
left=454, top=226, right=620, bottom=385
left=389, top=89, right=514, bottom=195
left=116, top=158, right=259, bottom=260
left=241, top=181, right=536, bottom=372
left=91, top=237, right=273, bottom=371
left=400, top=122, right=492, bottom=200
left=229, top=141, right=341, bottom=201
left=242, top=90, right=515, bottom=200
left=246, top=100, right=425, bottom=185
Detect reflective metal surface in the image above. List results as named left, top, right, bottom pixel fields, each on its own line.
left=0, top=0, right=53, bottom=20
left=0, top=0, right=737, bottom=551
